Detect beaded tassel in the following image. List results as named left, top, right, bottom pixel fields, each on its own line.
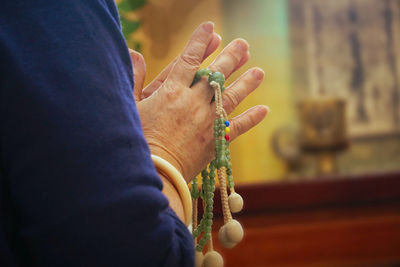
left=190, top=69, right=244, bottom=267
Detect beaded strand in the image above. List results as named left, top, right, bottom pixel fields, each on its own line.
left=190, top=69, right=244, bottom=267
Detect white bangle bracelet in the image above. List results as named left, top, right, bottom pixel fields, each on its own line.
left=151, top=155, right=192, bottom=226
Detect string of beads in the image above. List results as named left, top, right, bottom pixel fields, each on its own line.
left=190, top=69, right=244, bottom=267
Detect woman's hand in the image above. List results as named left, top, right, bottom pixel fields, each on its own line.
left=130, top=22, right=268, bottom=182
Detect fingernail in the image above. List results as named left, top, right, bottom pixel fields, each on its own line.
left=202, top=21, right=214, bottom=33
left=215, top=33, right=222, bottom=41
left=132, top=52, right=142, bottom=63
left=252, top=68, right=265, bottom=80
left=234, top=39, right=249, bottom=52
left=262, top=105, right=271, bottom=114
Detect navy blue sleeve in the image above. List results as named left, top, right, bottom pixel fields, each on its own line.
left=0, top=1, right=194, bottom=266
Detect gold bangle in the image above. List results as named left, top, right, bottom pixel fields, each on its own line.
left=151, top=155, right=192, bottom=226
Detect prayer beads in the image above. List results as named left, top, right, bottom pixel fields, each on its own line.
left=190, top=69, right=244, bottom=267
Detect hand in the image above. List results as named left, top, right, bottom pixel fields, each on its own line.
left=131, top=22, right=269, bottom=182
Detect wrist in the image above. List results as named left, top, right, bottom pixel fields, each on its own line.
left=158, top=172, right=185, bottom=223
left=148, top=143, right=186, bottom=181
left=150, top=154, right=192, bottom=226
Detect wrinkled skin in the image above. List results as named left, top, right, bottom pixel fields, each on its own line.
left=130, top=22, right=268, bottom=182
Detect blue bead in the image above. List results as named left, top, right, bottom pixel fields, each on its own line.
left=225, top=120, right=230, bottom=127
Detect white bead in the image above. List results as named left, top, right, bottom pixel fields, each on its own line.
left=203, top=250, right=224, bottom=267
left=224, top=219, right=244, bottom=244
left=218, top=220, right=244, bottom=248
left=218, top=225, right=236, bottom=248
left=195, top=251, right=204, bottom=267
left=228, top=193, right=243, bottom=213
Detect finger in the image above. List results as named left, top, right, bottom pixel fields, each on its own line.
left=232, top=50, right=250, bottom=73
left=203, top=32, right=221, bottom=60
left=165, top=22, right=215, bottom=87
left=229, top=105, right=270, bottom=141
left=209, top=38, right=249, bottom=79
left=143, top=32, right=221, bottom=98
left=142, top=58, right=176, bottom=98
left=129, top=49, right=146, bottom=102
left=193, top=38, right=249, bottom=101
left=222, top=67, right=265, bottom=114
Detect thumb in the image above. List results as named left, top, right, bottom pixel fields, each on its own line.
left=129, top=49, right=146, bottom=102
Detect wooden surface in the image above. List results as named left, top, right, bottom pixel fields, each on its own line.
left=206, top=172, right=400, bottom=267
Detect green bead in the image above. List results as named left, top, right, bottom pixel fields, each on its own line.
left=192, top=69, right=211, bottom=87
left=198, top=221, right=205, bottom=231
left=227, top=162, right=232, bottom=169
left=191, top=189, right=199, bottom=199
left=219, top=118, right=225, bottom=124
left=199, top=238, right=207, bottom=246
left=203, top=233, right=211, bottom=241
left=226, top=168, right=232, bottom=175
left=214, top=129, right=223, bottom=137
left=191, top=184, right=198, bottom=191
left=215, top=155, right=228, bottom=168
left=198, top=68, right=211, bottom=77
left=192, top=72, right=201, bottom=86
left=215, top=143, right=225, bottom=153
left=207, top=212, right=213, bottom=219
left=216, top=143, right=224, bottom=150
left=208, top=71, right=225, bottom=88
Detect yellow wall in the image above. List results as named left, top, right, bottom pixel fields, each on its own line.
left=132, top=0, right=294, bottom=183
left=221, top=0, right=295, bottom=183
left=136, top=0, right=224, bottom=82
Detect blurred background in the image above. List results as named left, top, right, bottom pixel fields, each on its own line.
left=118, top=0, right=400, bottom=183
left=118, top=0, right=400, bottom=266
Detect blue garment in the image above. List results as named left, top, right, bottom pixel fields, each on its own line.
left=0, top=1, right=194, bottom=266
